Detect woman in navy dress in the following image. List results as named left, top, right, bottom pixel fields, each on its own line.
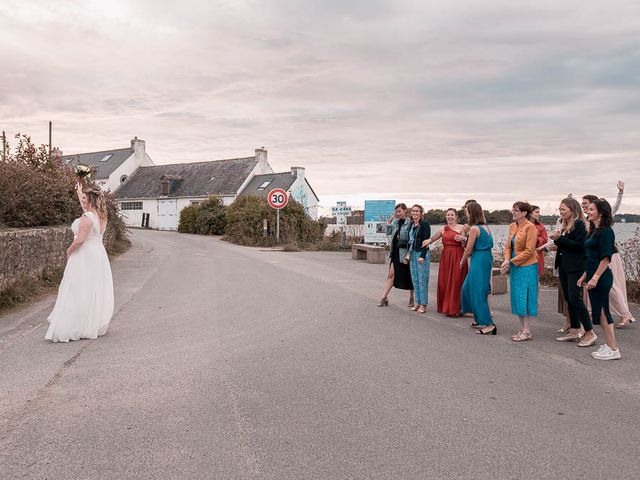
left=460, top=202, right=495, bottom=335
left=579, top=198, right=621, bottom=360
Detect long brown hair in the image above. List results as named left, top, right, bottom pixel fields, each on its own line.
left=83, top=186, right=108, bottom=223
left=560, top=197, right=583, bottom=233
left=530, top=205, right=541, bottom=225
left=466, top=202, right=486, bottom=226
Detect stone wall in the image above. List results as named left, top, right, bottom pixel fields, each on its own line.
left=0, top=226, right=73, bottom=293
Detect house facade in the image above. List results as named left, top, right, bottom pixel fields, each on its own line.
left=115, top=148, right=275, bottom=230
left=62, top=137, right=154, bottom=192
left=239, top=166, right=319, bottom=219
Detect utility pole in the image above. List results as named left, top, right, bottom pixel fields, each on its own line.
left=48, top=121, right=52, bottom=160
left=1, top=131, right=6, bottom=161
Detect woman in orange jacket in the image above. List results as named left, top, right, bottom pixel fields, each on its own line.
left=500, top=201, right=539, bottom=341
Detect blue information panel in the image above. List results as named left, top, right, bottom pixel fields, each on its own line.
left=364, top=200, right=396, bottom=222
left=364, top=200, right=396, bottom=244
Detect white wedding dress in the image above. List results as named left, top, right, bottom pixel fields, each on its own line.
left=45, top=211, right=114, bottom=342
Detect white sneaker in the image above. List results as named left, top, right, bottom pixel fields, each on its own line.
left=595, top=344, right=609, bottom=353
left=592, top=347, right=621, bottom=361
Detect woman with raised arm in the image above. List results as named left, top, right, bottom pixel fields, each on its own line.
left=378, top=203, right=414, bottom=307
left=501, top=202, right=539, bottom=342
left=46, top=183, right=114, bottom=342
left=609, top=181, right=634, bottom=327
left=582, top=182, right=634, bottom=327
left=460, top=202, right=495, bottom=335
left=579, top=198, right=621, bottom=360
left=423, top=208, right=467, bottom=316
left=551, top=198, right=595, bottom=346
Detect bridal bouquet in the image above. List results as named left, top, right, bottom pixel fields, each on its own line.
left=75, top=164, right=92, bottom=178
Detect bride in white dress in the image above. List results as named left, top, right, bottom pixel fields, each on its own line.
left=45, top=183, right=114, bottom=342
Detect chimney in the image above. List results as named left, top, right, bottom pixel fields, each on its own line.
left=255, top=147, right=268, bottom=168
left=131, top=136, right=146, bottom=158
left=161, top=179, right=170, bottom=196
left=291, top=166, right=305, bottom=182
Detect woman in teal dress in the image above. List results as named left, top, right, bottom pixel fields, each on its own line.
left=460, top=202, right=495, bottom=335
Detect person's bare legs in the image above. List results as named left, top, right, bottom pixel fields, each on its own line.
left=601, top=312, right=618, bottom=351
left=380, top=263, right=395, bottom=302
left=523, top=316, right=533, bottom=335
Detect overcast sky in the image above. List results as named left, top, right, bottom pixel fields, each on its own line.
left=2, top=0, right=639, bottom=214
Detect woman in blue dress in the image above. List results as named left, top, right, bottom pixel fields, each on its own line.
left=500, top=201, right=539, bottom=342
left=579, top=198, right=621, bottom=360
left=460, top=202, right=496, bottom=335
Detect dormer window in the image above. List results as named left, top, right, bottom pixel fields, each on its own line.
left=100, top=154, right=113, bottom=162
left=257, top=179, right=273, bottom=191
left=161, top=179, right=170, bottom=195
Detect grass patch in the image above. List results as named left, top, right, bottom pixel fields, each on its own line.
left=0, top=269, right=63, bottom=312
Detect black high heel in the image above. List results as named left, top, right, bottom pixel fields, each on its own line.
left=377, top=298, right=389, bottom=307
left=476, top=325, right=497, bottom=335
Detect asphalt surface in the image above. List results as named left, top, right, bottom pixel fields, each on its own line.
left=1, top=229, right=639, bottom=480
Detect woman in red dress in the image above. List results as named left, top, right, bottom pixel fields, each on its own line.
left=531, top=205, right=548, bottom=276
left=422, top=208, right=468, bottom=316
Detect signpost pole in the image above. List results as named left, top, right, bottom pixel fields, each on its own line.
left=267, top=188, right=288, bottom=244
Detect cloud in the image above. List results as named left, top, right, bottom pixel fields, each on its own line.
left=1, top=0, right=639, bottom=214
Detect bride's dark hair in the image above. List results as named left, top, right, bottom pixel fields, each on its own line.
left=83, top=186, right=108, bottom=223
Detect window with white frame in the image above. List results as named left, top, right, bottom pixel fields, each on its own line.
left=100, top=154, right=114, bottom=162
left=257, top=179, right=273, bottom=190
left=120, top=201, right=143, bottom=210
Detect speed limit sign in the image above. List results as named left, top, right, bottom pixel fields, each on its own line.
left=267, top=188, right=289, bottom=209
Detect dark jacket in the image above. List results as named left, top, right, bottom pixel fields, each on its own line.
left=386, top=218, right=412, bottom=260
left=410, top=220, right=431, bottom=259
left=554, top=218, right=586, bottom=273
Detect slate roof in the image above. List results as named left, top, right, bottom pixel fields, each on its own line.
left=62, top=148, right=133, bottom=179
left=240, top=172, right=320, bottom=201
left=239, top=172, right=297, bottom=198
left=115, top=157, right=259, bottom=199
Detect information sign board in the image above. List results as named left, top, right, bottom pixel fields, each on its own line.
left=364, top=200, right=396, bottom=244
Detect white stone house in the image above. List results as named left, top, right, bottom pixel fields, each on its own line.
left=62, top=140, right=320, bottom=230
left=115, top=149, right=275, bottom=230
left=62, top=137, right=154, bottom=192
left=239, top=167, right=319, bottom=219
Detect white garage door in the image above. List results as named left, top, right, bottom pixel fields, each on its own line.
left=158, top=199, right=178, bottom=231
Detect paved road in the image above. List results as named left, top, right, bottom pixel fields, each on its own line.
left=1, top=229, right=639, bottom=479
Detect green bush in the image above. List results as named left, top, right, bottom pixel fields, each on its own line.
left=224, top=195, right=326, bottom=247
left=103, top=191, right=131, bottom=256
left=195, top=196, right=227, bottom=235
left=0, top=156, right=82, bottom=228
left=224, top=195, right=272, bottom=246
left=178, top=205, right=198, bottom=233
left=178, top=197, right=227, bottom=235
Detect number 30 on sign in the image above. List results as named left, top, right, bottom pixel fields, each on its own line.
left=267, top=188, right=289, bottom=209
